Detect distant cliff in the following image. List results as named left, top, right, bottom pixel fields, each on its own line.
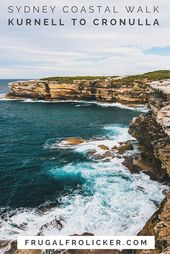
left=6, top=78, right=148, bottom=106
left=7, top=71, right=170, bottom=105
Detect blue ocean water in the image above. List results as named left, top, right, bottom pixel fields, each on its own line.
left=0, top=80, right=166, bottom=238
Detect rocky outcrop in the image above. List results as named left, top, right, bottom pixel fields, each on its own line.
left=129, top=80, right=170, bottom=254
left=4, top=79, right=170, bottom=254
left=0, top=240, right=41, bottom=254
left=129, top=80, right=170, bottom=181
left=61, top=137, right=86, bottom=145
left=135, top=191, right=170, bottom=254
left=6, top=79, right=148, bottom=105
left=7, top=81, right=51, bottom=100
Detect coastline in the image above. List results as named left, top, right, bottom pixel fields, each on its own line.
left=5, top=78, right=148, bottom=106
left=129, top=80, right=170, bottom=254
left=1, top=77, right=170, bottom=253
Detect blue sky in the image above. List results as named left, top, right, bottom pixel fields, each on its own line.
left=145, top=47, right=170, bottom=56
left=0, top=0, right=170, bottom=78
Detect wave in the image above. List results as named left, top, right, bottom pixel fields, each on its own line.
left=76, top=101, right=148, bottom=112
left=0, top=99, right=158, bottom=242
left=75, top=125, right=134, bottom=155
left=0, top=122, right=167, bottom=240
left=0, top=160, right=166, bottom=240
left=0, top=95, right=148, bottom=112
left=0, top=94, right=18, bottom=101
left=45, top=125, right=136, bottom=158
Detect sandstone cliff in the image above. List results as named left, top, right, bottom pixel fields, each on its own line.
left=129, top=80, right=170, bottom=181
left=135, top=191, right=170, bottom=254
left=4, top=77, right=170, bottom=254
left=6, top=79, right=147, bottom=106
left=129, top=80, right=170, bottom=254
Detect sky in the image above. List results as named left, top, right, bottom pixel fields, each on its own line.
left=0, top=0, right=170, bottom=79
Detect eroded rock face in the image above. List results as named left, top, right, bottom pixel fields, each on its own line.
left=129, top=80, right=170, bottom=254
left=7, top=81, right=51, bottom=99
left=129, top=80, right=170, bottom=180
left=6, top=79, right=147, bottom=105
left=129, top=113, right=170, bottom=181
left=4, top=79, right=170, bottom=254
left=135, top=191, right=170, bottom=254
left=157, top=105, right=170, bottom=137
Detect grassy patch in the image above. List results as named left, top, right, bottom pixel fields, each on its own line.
left=41, top=76, right=115, bottom=83
left=41, top=70, right=170, bottom=84
left=122, top=70, right=170, bottom=82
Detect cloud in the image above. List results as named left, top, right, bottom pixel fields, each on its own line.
left=0, top=0, right=170, bottom=78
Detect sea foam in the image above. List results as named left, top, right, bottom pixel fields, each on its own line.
left=0, top=160, right=166, bottom=239
left=0, top=95, right=148, bottom=112
left=0, top=124, right=167, bottom=240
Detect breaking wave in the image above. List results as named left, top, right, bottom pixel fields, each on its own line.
left=0, top=95, right=148, bottom=112
left=0, top=124, right=166, bottom=240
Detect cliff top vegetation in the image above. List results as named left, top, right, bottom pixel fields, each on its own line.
left=41, top=70, right=170, bottom=84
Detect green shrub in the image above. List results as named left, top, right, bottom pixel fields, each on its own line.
left=41, top=70, right=170, bottom=84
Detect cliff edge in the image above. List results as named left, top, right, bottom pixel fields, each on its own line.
left=3, top=75, right=170, bottom=254
left=129, top=80, right=170, bottom=181
left=129, top=80, right=170, bottom=254
left=6, top=78, right=148, bottom=106
left=135, top=191, right=170, bottom=254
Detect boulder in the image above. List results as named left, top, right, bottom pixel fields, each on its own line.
left=98, top=145, right=110, bottom=150
left=117, top=143, right=133, bottom=154
left=102, top=151, right=114, bottom=158
left=87, top=149, right=97, bottom=156
left=1, top=241, right=41, bottom=254
left=122, top=156, right=140, bottom=174
left=63, top=137, right=85, bottom=145
left=111, top=145, right=118, bottom=150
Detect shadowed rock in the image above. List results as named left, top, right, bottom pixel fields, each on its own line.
left=129, top=80, right=170, bottom=253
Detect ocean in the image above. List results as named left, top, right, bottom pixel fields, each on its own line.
left=0, top=80, right=166, bottom=239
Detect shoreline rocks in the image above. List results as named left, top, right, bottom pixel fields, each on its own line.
left=59, top=137, right=136, bottom=161
left=135, top=191, right=170, bottom=254
left=2, top=79, right=170, bottom=254
left=116, top=143, right=134, bottom=154
left=61, top=137, right=86, bottom=146
left=98, top=144, right=110, bottom=150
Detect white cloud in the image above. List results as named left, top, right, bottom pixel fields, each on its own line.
left=0, top=0, right=170, bottom=78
